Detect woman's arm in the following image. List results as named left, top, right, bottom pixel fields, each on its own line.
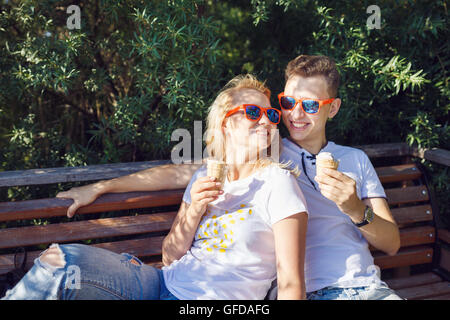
left=57, top=163, right=201, bottom=217
left=273, top=212, right=308, bottom=300
left=162, top=176, right=223, bottom=266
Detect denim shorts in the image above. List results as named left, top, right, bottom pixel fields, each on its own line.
left=2, top=243, right=178, bottom=300
left=306, top=283, right=403, bottom=300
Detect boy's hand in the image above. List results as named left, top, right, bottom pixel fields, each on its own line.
left=314, top=168, right=365, bottom=220
left=189, top=176, right=223, bottom=216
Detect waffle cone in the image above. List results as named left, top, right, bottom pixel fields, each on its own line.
left=316, top=159, right=339, bottom=176
left=316, top=159, right=339, bottom=170
left=207, top=160, right=227, bottom=185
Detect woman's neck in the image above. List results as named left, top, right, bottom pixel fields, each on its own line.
left=226, top=162, right=256, bottom=182
left=224, top=146, right=258, bottom=181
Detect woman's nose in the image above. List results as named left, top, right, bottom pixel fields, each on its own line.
left=258, top=112, right=271, bottom=125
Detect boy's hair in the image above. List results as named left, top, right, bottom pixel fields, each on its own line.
left=285, top=55, right=340, bottom=97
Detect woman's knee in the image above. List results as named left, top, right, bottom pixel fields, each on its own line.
left=39, top=244, right=66, bottom=269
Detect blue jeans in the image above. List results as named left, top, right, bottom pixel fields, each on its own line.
left=1, top=244, right=178, bottom=300
left=307, top=284, right=403, bottom=300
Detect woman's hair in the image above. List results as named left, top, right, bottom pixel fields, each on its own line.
left=205, top=74, right=300, bottom=177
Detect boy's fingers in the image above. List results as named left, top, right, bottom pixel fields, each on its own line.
left=322, top=168, right=352, bottom=182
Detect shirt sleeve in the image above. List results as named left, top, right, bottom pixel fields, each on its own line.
left=182, top=165, right=207, bottom=204
left=360, top=152, right=386, bottom=199
left=266, top=167, right=308, bottom=225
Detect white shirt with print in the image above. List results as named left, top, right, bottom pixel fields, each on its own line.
left=162, top=164, right=308, bottom=300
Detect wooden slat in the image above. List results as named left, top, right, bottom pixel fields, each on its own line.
left=0, top=190, right=184, bottom=222
left=370, top=226, right=435, bottom=252
left=438, top=229, right=450, bottom=244
left=439, top=246, right=450, bottom=273
left=385, top=185, right=429, bottom=205
left=395, top=281, right=450, bottom=300
left=411, top=147, right=450, bottom=167
left=146, top=261, right=164, bottom=269
left=354, top=143, right=411, bottom=158
left=399, top=226, right=435, bottom=247
left=375, top=164, right=422, bottom=184
left=391, top=205, right=433, bottom=227
left=424, top=293, right=450, bottom=300
left=385, top=272, right=443, bottom=290
left=0, top=212, right=176, bottom=249
left=374, top=246, right=433, bottom=269
left=0, top=160, right=171, bottom=187
left=0, top=236, right=165, bottom=275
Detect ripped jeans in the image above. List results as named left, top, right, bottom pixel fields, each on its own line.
left=1, top=244, right=178, bottom=300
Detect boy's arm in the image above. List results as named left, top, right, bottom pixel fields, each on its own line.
left=315, top=168, right=400, bottom=256
left=57, top=163, right=201, bottom=217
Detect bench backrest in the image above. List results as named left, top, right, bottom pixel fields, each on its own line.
left=0, top=143, right=445, bottom=277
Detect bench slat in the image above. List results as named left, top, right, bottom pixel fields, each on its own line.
left=0, top=190, right=184, bottom=222
left=369, top=226, right=435, bottom=252
left=385, top=185, right=429, bottom=205
left=438, top=229, right=450, bottom=244
left=390, top=205, right=432, bottom=227
left=0, top=212, right=176, bottom=249
left=385, top=272, right=443, bottom=290
left=375, top=164, right=422, bottom=183
left=395, top=281, right=450, bottom=300
left=399, top=226, right=435, bottom=247
left=374, top=246, right=433, bottom=269
left=424, top=293, right=450, bottom=300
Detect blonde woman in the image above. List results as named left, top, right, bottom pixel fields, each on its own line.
left=3, top=75, right=308, bottom=300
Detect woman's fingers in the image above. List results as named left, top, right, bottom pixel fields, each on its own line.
left=193, top=190, right=222, bottom=202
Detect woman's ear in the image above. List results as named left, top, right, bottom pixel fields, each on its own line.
left=328, top=98, right=341, bottom=119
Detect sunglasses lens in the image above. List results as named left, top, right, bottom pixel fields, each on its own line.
left=302, top=100, right=320, bottom=113
left=266, top=109, right=280, bottom=124
left=245, top=105, right=261, bottom=120
left=280, top=96, right=296, bottom=110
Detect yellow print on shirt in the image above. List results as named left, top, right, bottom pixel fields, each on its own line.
left=195, top=204, right=253, bottom=253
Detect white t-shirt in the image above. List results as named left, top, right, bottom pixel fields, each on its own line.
left=280, top=138, right=386, bottom=293
left=162, top=164, right=308, bottom=300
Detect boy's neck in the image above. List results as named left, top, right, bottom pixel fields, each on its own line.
left=288, top=136, right=328, bottom=155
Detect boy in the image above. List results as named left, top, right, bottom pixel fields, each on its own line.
left=57, top=55, right=402, bottom=300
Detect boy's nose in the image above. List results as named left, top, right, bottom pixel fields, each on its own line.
left=290, top=102, right=306, bottom=119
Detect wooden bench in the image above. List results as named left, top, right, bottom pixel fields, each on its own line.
left=1, top=142, right=449, bottom=300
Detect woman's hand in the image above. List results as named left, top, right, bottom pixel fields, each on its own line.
left=189, top=176, right=223, bottom=216
left=56, top=184, right=103, bottom=218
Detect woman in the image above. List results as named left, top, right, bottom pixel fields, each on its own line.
left=2, top=74, right=308, bottom=300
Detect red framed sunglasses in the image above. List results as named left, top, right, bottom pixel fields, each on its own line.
left=278, top=92, right=335, bottom=114
left=225, top=104, right=281, bottom=125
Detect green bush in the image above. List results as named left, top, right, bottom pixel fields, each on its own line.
left=0, top=0, right=448, bottom=226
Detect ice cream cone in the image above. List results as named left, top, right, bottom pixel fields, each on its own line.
left=207, top=159, right=227, bottom=185
left=316, top=152, right=339, bottom=176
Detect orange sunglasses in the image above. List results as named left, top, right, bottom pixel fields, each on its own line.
left=225, top=104, right=281, bottom=125
left=278, top=92, right=335, bottom=114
